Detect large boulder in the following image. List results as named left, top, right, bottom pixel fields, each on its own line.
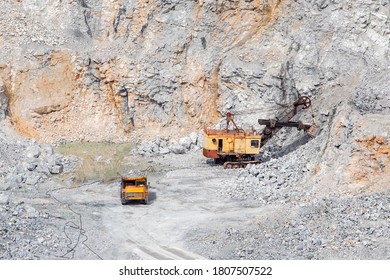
left=169, top=140, right=186, bottom=154
left=0, top=193, right=9, bottom=204
left=179, top=136, right=192, bottom=150
left=49, top=164, right=64, bottom=174
left=25, top=144, right=41, bottom=159
left=159, top=147, right=170, bottom=155
left=24, top=172, right=42, bottom=186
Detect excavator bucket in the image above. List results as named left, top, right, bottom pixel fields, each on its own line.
left=306, top=124, right=319, bottom=138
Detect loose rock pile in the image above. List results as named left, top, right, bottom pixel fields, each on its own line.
left=187, top=191, right=390, bottom=260
left=0, top=200, right=68, bottom=259
left=132, top=132, right=203, bottom=156
left=221, top=129, right=325, bottom=205
left=352, top=71, right=390, bottom=115
left=1, top=139, right=65, bottom=189
left=0, top=121, right=77, bottom=259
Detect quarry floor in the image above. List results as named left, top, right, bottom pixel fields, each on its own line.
left=32, top=151, right=244, bottom=260
left=4, top=139, right=388, bottom=260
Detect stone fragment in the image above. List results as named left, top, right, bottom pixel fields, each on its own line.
left=25, top=173, right=41, bottom=185
left=169, top=141, right=186, bottom=154
left=24, top=205, right=40, bottom=218
left=179, top=136, right=192, bottom=150
left=159, top=147, right=170, bottom=155
left=0, top=194, right=9, bottom=204
left=25, top=145, right=41, bottom=158
left=49, top=164, right=64, bottom=174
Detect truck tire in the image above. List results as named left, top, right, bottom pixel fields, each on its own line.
left=143, top=197, right=148, bottom=205
left=121, top=193, right=127, bottom=205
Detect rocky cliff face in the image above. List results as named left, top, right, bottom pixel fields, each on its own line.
left=1, top=0, right=387, bottom=144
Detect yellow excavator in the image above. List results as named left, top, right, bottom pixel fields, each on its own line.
left=203, top=96, right=318, bottom=168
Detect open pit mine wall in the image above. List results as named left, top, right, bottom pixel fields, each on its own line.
left=0, top=0, right=389, bottom=143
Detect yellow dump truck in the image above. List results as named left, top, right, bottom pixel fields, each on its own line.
left=120, top=176, right=150, bottom=205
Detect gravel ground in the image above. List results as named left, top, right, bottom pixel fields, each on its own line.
left=186, top=187, right=390, bottom=260
left=1, top=130, right=389, bottom=260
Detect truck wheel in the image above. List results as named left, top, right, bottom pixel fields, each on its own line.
left=143, top=197, right=148, bottom=205
left=121, top=193, right=127, bottom=205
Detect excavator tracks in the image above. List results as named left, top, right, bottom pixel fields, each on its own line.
left=223, top=160, right=261, bottom=169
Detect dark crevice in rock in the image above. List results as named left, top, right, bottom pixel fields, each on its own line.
left=83, top=9, right=93, bottom=38
left=113, top=6, right=126, bottom=34
left=78, top=0, right=90, bottom=9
